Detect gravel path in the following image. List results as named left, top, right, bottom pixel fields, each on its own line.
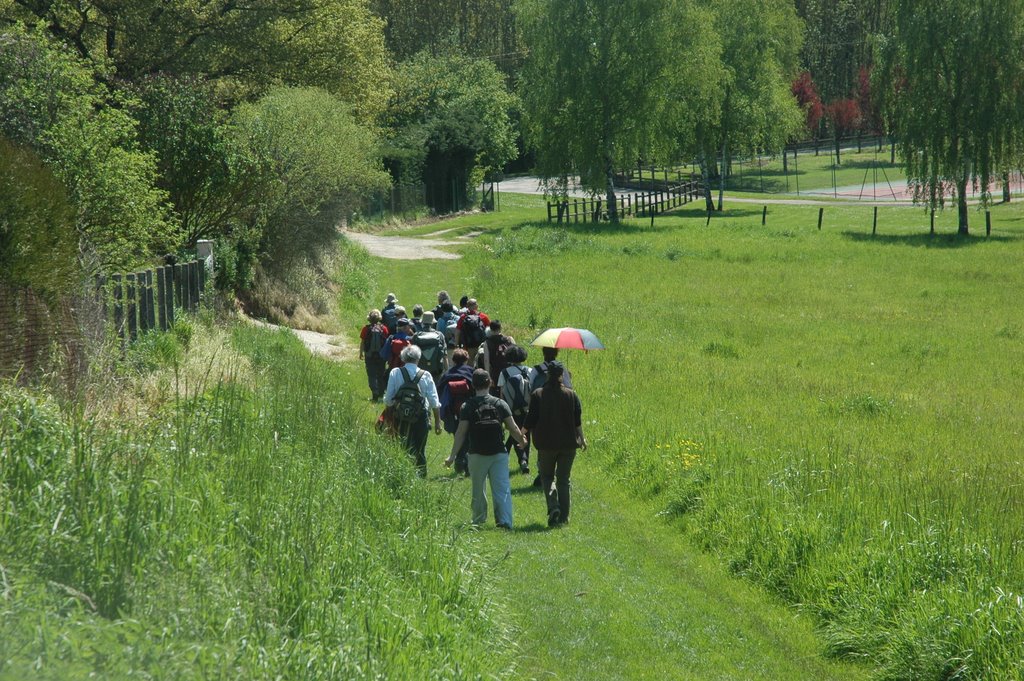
left=342, top=229, right=479, bottom=260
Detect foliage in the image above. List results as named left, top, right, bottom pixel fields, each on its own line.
left=795, top=0, right=890, bottom=102
left=824, top=97, right=861, bottom=163
left=2, top=0, right=392, bottom=122
left=126, top=74, right=263, bottom=250
left=372, top=0, right=521, bottom=75
left=229, top=86, right=391, bottom=269
left=385, top=51, right=517, bottom=211
left=791, top=71, right=824, bottom=137
left=855, top=65, right=881, bottom=135
left=518, top=0, right=701, bottom=219
left=877, top=0, right=1024, bottom=234
left=702, top=0, right=804, bottom=209
left=0, top=25, right=177, bottom=271
left=0, top=138, right=77, bottom=293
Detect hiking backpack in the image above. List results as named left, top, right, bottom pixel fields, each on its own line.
left=438, top=310, right=458, bottom=345
left=441, top=377, right=472, bottom=433
left=501, top=365, right=531, bottom=414
left=461, top=313, right=485, bottom=347
left=365, top=323, right=387, bottom=355
left=383, top=336, right=410, bottom=369
left=490, top=336, right=512, bottom=377
left=467, top=396, right=503, bottom=452
left=393, top=368, right=427, bottom=426
left=413, top=331, right=445, bottom=377
left=381, top=306, right=399, bottom=334
left=530, top=362, right=549, bottom=393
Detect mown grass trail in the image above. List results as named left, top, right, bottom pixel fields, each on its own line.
left=341, top=190, right=1024, bottom=679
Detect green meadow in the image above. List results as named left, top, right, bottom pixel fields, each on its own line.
left=354, top=196, right=1024, bottom=679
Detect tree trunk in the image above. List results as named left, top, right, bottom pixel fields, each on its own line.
left=1003, top=171, right=1011, bottom=203
left=834, top=135, right=841, bottom=166
left=956, top=174, right=970, bottom=235
left=717, top=137, right=727, bottom=211
left=605, top=159, right=618, bottom=224
left=782, top=147, right=788, bottom=173
left=699, top=151, right=715, bottom=212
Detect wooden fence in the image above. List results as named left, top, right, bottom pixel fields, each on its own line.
left=546, top=179, right=703, bottom=224
left=95, top=242, right=213, bottom=342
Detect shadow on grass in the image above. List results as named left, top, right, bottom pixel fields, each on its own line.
left=841, top=231, right=1021, bottom=248
left=512, top=522, right=552, bottom=534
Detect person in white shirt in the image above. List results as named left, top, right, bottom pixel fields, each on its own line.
left=384, top=345, right=442, bottom=477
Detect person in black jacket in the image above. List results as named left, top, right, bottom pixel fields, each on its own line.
left=523, top=362, right=586, bottom=527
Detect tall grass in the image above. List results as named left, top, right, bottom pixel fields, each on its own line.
left=0, top=320, right=513, bottom=679
left=443, top=202, right=1024, bottom=679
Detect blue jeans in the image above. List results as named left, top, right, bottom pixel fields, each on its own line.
left=468, top=452, right=513, bottom=527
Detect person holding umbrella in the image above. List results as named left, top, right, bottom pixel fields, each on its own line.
left=523, top=361, right=586, bottom=527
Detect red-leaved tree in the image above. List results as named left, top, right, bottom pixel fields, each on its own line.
left=791, top=71, right=823, bottom=139
left=857, top=66, right=881, bottom=135
left=824, top=98, right=861, bottom=164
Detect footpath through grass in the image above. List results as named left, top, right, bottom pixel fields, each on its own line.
left=346, top=193, right=1024, bottom=680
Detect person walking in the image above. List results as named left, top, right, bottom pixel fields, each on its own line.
left=498, top=345, right=532, bottom=474
left=384, top=345, right=442, bottom=477
left=410, top=311, right=448, bottom=382
left=381, top=318, right=414, bottom=371
left=523, top=362, right=586, bottom=527
left=454, top=298, right=490, bottom=364
left=445, top=369, right=526, bottom=528
left=481, top=320, right=514, bottom=394
left=529, top=346, right=574, bottom=393
left=438, top=348, right=475, bottom=476
left=381, top=293, right=399, bottom=334
left=359, top=309, right=389, bottom=401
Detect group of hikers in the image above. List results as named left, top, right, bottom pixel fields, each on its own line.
left=358, top=290, right=587, bottom=529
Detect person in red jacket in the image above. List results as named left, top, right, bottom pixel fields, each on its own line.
left=454, top=298, right=490, bottom=364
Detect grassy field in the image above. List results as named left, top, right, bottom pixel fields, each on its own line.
left=347, top=195, right=1024, bottom=679
left=0, top=321, right=517, bottom=679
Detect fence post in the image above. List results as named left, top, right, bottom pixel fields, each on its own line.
left=137, top=271, right=149, bottom=332
left=112, top=274, right=124, bottom=340
left=547, top=201, right=553, bottom=222
left=762, top=205, right=767, bottom=226
left=126, top=273, right=138, bottom=341
left=872, top=206, right=878, bottom=235
left=986, top=210, right=992, bottom=236
left=818, top=207, right=824, bottom=231
left=145, top=270, right=156, bottom=330
left=156, top=267, right=167, bottom=331
left=190, top=262, right=200, bottom=312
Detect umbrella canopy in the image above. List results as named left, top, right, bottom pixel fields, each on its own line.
left=530, top=327, right=604, bottom=351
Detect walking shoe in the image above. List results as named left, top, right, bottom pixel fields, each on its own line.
left=519, top=461, right=530, bottom=475
left=532, top=474, right=542, bottom=488
left=547, top=509, right=561, bottom=527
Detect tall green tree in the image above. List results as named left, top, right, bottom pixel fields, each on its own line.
left=0, top=26, right=176, bottom=271
left=517, top=0, right=678, bottom=222
left=385, top=51, right=517, bottom=213
left=3, top=0, right=391, bottom=121
left=877, top=0, right=1024, bottom=235
left=704, top=0, right=804, bottom=210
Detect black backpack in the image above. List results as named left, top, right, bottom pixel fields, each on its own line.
left=393, top=368, right=427, bottom=426
left=468, top=396, right=504, bottom=453
left=366, top=323, right=387, bottom=355
left=413, top=331, right=445, bottom=377
left=501, top=365, right=531, bottom=414
left=461, top=313, right=485, bottom=347
left=530, top=362, right=549, bottom=393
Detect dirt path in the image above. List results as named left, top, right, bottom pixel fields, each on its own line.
left=342, top=229, right=480, bottom=260
left=247, top=317, right=356, bottom=361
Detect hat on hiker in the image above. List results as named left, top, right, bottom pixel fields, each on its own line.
left=385, top=293, right=397, bottom=303
left=420, top=311, right=436, bottom=328
left=368, top=309, right=381, bottom=322
left=397, top=317, right=411, bottom=328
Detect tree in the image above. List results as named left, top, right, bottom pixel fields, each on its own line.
left=385, top=51, right=517, bottom=213
left=791, top=71, right=824, bottom=139
left=0, top=137, right=77, bottom=293
left=229, top=87, right=391, bottom=269
left=704, top=0, right=805, bottom=210
left=877, top=0, right=1024, bottom=235
left=517, top=0, right=675, bottom=222
left=823, top=98, right=860, bottom=164
left=0, top=26, right=176, bottom=271
left=2, top=0, right=391, bottom=122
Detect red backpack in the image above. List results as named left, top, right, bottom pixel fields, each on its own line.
left=441, top=377, right=472, bottom=433
left=388, top=337, right=410, bottom=370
